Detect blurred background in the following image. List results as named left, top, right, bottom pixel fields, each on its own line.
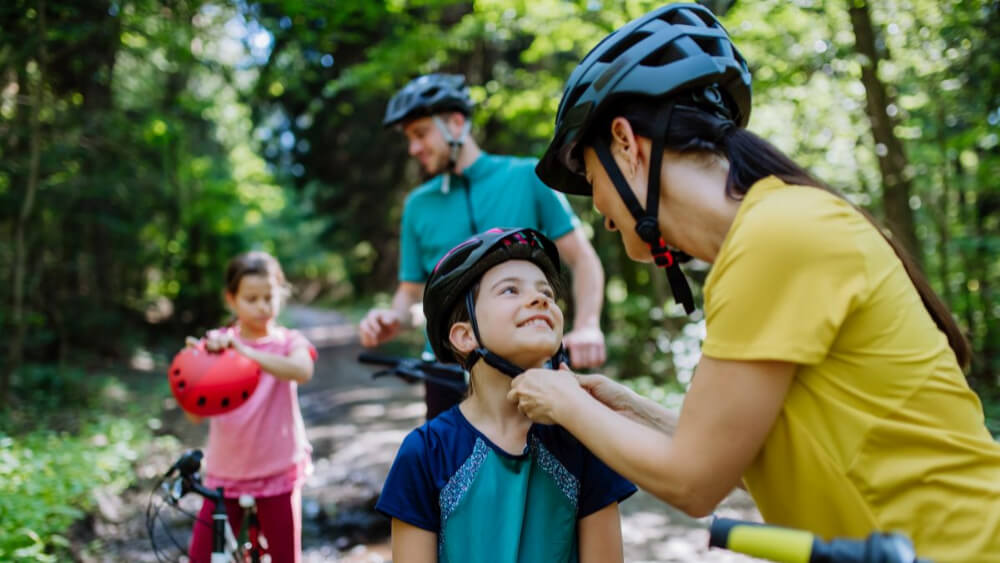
left=1, top=0, right=997, bottom=560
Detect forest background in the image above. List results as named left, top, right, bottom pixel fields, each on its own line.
left=1, top=0, right=998, bottom=560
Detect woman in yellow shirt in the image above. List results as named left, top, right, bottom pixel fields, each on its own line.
left=509, top=4, right=1000, bottom=561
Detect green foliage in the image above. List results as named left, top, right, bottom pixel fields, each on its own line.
left=0, top=366, right=155, bottom=562
left=237, top=0, right=999, bottom=393
left=1, top=0, right=997, bottom=409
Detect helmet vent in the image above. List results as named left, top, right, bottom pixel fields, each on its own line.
left=693, top=36, right=724, bottom=57
left=423, top=86, right=440, bottom=98
left=563, top=84, right=590, bottom=116
left=662, top=8, right=710, bottom=27
left=640, top=42, right=687, bottom=67
left=597, top=31, right=651, bottom=63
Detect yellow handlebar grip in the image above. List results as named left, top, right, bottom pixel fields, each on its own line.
left=728, top=524, right=816, bottom=563
left=710, top=517, right=818, bottom=563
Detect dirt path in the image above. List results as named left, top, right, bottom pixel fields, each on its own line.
left=80, top=306, right=762, bottom=562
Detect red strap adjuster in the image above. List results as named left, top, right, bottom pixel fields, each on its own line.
left=649, top=238, right=674, bottom=268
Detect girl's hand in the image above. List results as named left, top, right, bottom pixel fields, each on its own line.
left=203, top=329, right=235, bottom=353
left=508, top=363, right=587, bottom=425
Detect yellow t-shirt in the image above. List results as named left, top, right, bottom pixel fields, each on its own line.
left=702, top=176, right=1000, bottom=562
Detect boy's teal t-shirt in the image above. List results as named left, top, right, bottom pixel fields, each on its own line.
left=376, top=406, right=636, bottom=562
left=399, top=152, right=579, bottom=283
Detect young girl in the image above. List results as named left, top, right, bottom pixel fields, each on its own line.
left=184, top=250, right=317, bottom=563
left=376, top=228, right=635, bottom=563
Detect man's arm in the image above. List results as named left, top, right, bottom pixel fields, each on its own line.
left=554, top=228, right=607, bottom=368
left=359, top=281, right=424, bottom=348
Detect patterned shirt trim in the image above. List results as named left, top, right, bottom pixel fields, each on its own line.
left=439, top=437, right=489, bottom=528
left=532, top=434, right=580, bottom=507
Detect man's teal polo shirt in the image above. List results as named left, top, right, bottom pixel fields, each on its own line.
left=399, top=152, right=579, bottom=283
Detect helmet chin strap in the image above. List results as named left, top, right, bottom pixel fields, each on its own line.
left=461, top=290, right=569, bottom=377
left=592, top=103, right=695, bottom=314
left=432, top=115, right=471, bottom=194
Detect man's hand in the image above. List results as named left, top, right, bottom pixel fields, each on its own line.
left=563, top=326, right=606, bottom=369
left=359, top=308, right=406, bottom=348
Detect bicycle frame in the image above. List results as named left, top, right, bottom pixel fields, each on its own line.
left=152, top=449, right=266, bottom=563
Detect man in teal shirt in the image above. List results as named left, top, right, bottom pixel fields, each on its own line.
left=360, top=74, right=607, bottom=419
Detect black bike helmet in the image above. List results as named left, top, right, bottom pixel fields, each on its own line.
left=537, top=3, right=750, bottom=195
left=424, top=228, right=567, bottom=376
left=383, top=73, right=475, bottom=128
left=535, top=3, right=751, bottom=314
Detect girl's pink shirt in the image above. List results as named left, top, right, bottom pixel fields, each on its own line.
left=203, top=325, right=317, bottom=498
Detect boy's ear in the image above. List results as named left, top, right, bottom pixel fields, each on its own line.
left=448, top=321, right=477, bottom=355
left=223, top=290, right=236, bottom=309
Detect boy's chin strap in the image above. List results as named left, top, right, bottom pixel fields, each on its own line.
left=462, top=291, right=569, bottom=377
left=592, top=102, right=695, bottom=314
left=432, top=115, right=471, bottom=194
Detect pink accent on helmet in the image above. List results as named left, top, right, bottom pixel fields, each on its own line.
left=431, top=228, right=510, bottom=273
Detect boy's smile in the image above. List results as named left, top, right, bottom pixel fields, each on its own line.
left=471, top=260, right=564, bottom=368
left=517, top=314, right=555, bottom=330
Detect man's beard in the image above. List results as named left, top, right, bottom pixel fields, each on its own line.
left=418, top=151, right=451, bottom=181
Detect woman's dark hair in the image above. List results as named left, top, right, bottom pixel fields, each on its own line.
left=588, top=96, right=970, bottom=369
left=224, top=251, right=289, bottom=296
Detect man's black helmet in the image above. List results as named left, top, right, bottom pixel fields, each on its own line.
left=536, top=2, right=751, bottom=195
left=383, top=73, right=475, bottom=128
left=424, top=228, right=561, bottom=367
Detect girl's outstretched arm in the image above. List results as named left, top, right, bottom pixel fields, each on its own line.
left=390, top=518, right=437, bottom=563
left=235, top=344, right=314, bottom=384
left=578, top=502, right=625, bottom=563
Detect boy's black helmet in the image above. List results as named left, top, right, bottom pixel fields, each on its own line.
left=535, top=2, right=751, bottom=195
left=383, top=73, right=475, bottom=128
left=424, top=228, right=561, bottom=366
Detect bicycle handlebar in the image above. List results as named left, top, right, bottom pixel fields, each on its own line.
left=358, top=352, right=467, bottom=392
left=709, top=517, right=931, bottom=563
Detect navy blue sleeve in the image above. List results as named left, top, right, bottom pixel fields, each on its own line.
left=375, top=428, right=441, bottom=532
left=577, top=444, right=637, bottom=519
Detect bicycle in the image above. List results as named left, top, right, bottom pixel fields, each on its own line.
left=358, top=352, right=468, bottom=419
left=708, top=516, right=932, bottom=563
left=147, top=449, right=269, bottom=562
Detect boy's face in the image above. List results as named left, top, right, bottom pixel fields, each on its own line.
left=465, top=259, right=564, bottom=368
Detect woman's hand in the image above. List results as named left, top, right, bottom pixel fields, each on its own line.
left=577, top=374, right=638, bottom=419
left=508, top=364, right=588, bottom=425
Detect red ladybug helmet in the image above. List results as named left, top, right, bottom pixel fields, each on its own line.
left=168, top=341, right=262, bottom=416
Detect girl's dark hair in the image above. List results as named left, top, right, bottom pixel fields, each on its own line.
left=224, top=251, right=289, bottom=296
left=588, top=96, right=970, bottom=369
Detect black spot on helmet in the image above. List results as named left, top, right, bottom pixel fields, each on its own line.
left=536, top=3, right=751, bottom=195
left=383, top=73, right=475, bottom=128
left=423, top=228, right=562, bottom=369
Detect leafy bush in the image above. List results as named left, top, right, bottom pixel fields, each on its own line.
left=0, top=366, right=154, bottom=562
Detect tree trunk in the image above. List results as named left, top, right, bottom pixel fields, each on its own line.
left=4, top=0, right=45, bottom=407
left=847, top=0, right=921, bottom=262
